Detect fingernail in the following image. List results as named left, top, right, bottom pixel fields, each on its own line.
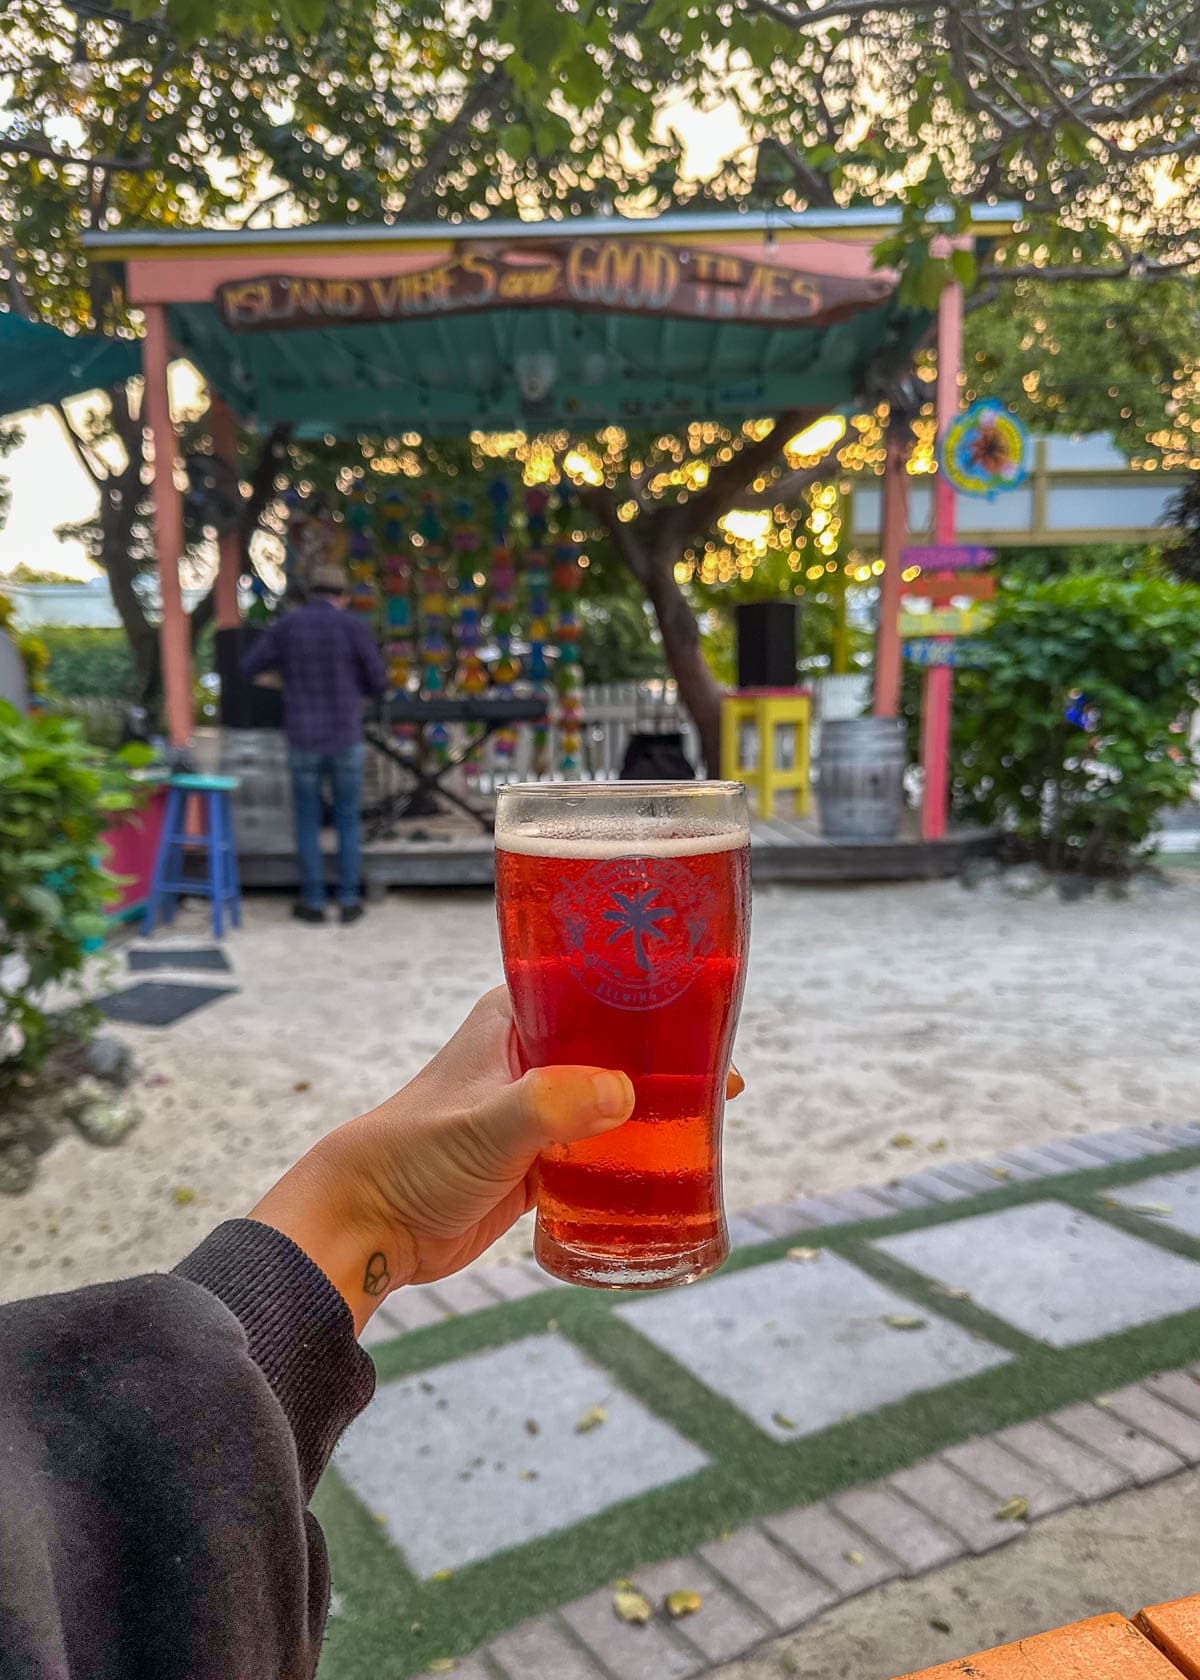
left=592, top=1071, right=632, bottom=1119
left=729, top=1064, right=745, bottom=1097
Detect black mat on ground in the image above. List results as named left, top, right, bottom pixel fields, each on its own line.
left=127, top=946, right=233, bottom=974
left=95, top=982, right=239, bottom=1027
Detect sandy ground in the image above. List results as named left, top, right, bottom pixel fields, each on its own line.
left=709, top=1470, right=1200, bottom=1680
left=3, top=873, right=1200, bottom=1303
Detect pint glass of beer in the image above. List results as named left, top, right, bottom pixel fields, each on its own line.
left=495, top=782, right=751, bottom=1289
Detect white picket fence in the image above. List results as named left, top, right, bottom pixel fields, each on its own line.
left=465, top=674, right=870, bottom=791
left=471, top=680, right=704, bottom=788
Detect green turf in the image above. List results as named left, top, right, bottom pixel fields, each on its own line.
left=315, top=1142, right=1200, bottom=1680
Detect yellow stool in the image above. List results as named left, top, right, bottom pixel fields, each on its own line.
left=720, top=688, right=812, bottom=819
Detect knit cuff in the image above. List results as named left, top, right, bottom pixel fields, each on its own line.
left=175, top=1218, right=375, bottom=1495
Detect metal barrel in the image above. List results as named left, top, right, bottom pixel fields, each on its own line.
left=817, top=717, right=907, bottom=842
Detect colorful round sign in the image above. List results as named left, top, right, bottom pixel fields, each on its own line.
left=939, top=400, right=1031, bottom=499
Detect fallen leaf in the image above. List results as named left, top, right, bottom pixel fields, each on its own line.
left=517, top=1468, right=538, bottom=1481
left=428, top=1659, right=456, bottom=1673
left=429, top=1569, right=453, bottom=1583
left=994, top=1495, right=1030, bottom=1523
left=781, top=1653, right=800, bottom=1676
left=884, top=1314, right=927, bottom=1331
left=931, top=1283, right=972, bottom=1301
left=613, top=1589, right=652, bottom=1625
left=576, top=1405, right=608, bottom=1433
left=929, top=1139, right=947, bottom=1153
left=890, top=1132, right=915, bottom=1148
left=844, top=1550, right=864, bottom=1567
left=172, top=1186, right=196, bottom=1206
left=665, top=1589, right=703, bottom=1618
left=930, top=1617, right=952, bottom=1634
left=786, top=1246, right=821, bottom=1263
left=773, top=1411, right=797, bottom=1431
left=524, top=1418, right=540, bottom=1436
left=987, top=1166, right=1010, bottom=1181
left=1095, top=1394, right=1113, bottom=1408
left=546, top=1318, right=559, bottom=1332
left=1129, top=1201, right=1172, bottom=1217
left=293, top=1080, right=311, bottom=1093
left=841, top=1410, right=856, bottom=1424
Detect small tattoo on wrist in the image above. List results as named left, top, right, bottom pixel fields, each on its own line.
left=363, top=1252, right=391, bottom=1296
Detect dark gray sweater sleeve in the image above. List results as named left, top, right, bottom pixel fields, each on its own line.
left=0, top=1218, right=375, bottom=1680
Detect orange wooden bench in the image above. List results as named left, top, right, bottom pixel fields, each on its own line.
left=893, top=1598, right=1200, bottom=1680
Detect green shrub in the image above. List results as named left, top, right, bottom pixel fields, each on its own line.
left=0, top=702, right=151, bottom=1090
left=39, top=625, right=139, bottom=701
left=951, top=573, right=1200, bottom=874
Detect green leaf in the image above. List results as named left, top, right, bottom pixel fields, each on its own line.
left=20, top=884, right=62, bottom=925
left=950, top=249, right=977, bottom=290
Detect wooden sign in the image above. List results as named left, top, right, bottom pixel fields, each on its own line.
left=904, top=638, right=989, bottom=669
left=901, top=544, right=995, bottom=571
left=899, top=606, right=991, bottom=638
left=214, top=240, right=893, bottom=333
left=904, top=572, right=997, bottom=602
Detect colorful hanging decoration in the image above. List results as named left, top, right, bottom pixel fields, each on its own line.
left=450, top=497, right=488, bottom=695
left=487, top=477, right=520, bottom=765
left=344, top=481, right=378, bottom=618
left=415, top=491, right=451, bottom=762
left=378, top=489, right=414, bottom=692
left=549, top=490, right=584, bottom=776
left=939, top=400, right=1031, bottom=499
left=521, top=487, right=554, bottom=774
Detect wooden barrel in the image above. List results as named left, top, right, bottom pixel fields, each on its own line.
left=817, top=717, right=907, bottom=842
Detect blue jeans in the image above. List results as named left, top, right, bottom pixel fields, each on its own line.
left=288, top=742, right=365, bottom=910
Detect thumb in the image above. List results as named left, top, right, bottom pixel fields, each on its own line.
left=473, top=1066, right=635, bottom=1163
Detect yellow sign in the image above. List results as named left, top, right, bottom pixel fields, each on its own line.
left=898, top=606, right=992, bottom=639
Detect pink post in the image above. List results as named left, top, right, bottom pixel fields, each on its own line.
left=872, top=424, right=910, bottom=718
left=209, top=397, right=242, bottom=631
left=143, top=305, right=193, bottom=747
left=919, top=280, right=963, bottom=840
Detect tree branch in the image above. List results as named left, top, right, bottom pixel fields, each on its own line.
left=0, top=136, right=151, bottom=171
left=665, top=410, right=811, bottom=541
left=400, top=64, right=508, bottom=220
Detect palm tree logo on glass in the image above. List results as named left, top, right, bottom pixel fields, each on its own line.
left=603, top=888, right=676, bottom=972
left=553, top=858, right=714, bottom=1010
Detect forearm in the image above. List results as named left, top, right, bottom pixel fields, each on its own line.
left=248, top=1121, right=416, bottom=1335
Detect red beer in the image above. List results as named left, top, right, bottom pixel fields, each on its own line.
left=495, top=782, right=751, bottom=1288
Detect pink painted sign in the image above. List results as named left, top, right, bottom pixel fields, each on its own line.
left=901, top=544, right=995, bottom=571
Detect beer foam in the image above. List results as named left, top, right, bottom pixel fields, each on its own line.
left=495, top=823, right=747, bottom=859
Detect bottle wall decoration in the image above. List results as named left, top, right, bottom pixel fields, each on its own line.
left=379, top=489, right=414, bottom=695
left=522, top=486, right=553, bottom=776
left=344, top=482, right=378, bottom=621
left=487, top=477, right=520, bottom=767
left=550, top=490, right=584, bottom=777
left=451, top=497, right=487, bottom=696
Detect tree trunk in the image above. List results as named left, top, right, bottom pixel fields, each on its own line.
left=644, top=545, right=723, bottom=775
left=96, top=476, right=161, bottom=707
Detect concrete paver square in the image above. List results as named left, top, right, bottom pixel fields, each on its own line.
left=1107, top=1166, right=1200, bottom=1242
left=335, top=1333, right=708, bottom=1575
left=616, top=1255, right=1009, bottom=1442
left=875, top=1200, right=1200, bottom=1349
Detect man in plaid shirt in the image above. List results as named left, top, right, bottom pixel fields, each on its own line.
left=243, top=563, right=387, bottom=924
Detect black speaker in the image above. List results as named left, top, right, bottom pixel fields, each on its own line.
left=735, top=601, right=798, bottom=689
left=216, top=626, right=285, bottom=729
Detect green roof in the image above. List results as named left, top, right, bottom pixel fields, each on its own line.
left=167, top=298, right=929, bottom=438
left=0, top=311, right=141, bottom=415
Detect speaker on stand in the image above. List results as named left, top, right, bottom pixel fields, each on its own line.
left=735, top=601, right=799, bottom=690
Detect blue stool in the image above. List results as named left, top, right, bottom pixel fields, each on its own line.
left=143, top=773, right=242, bottom=940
